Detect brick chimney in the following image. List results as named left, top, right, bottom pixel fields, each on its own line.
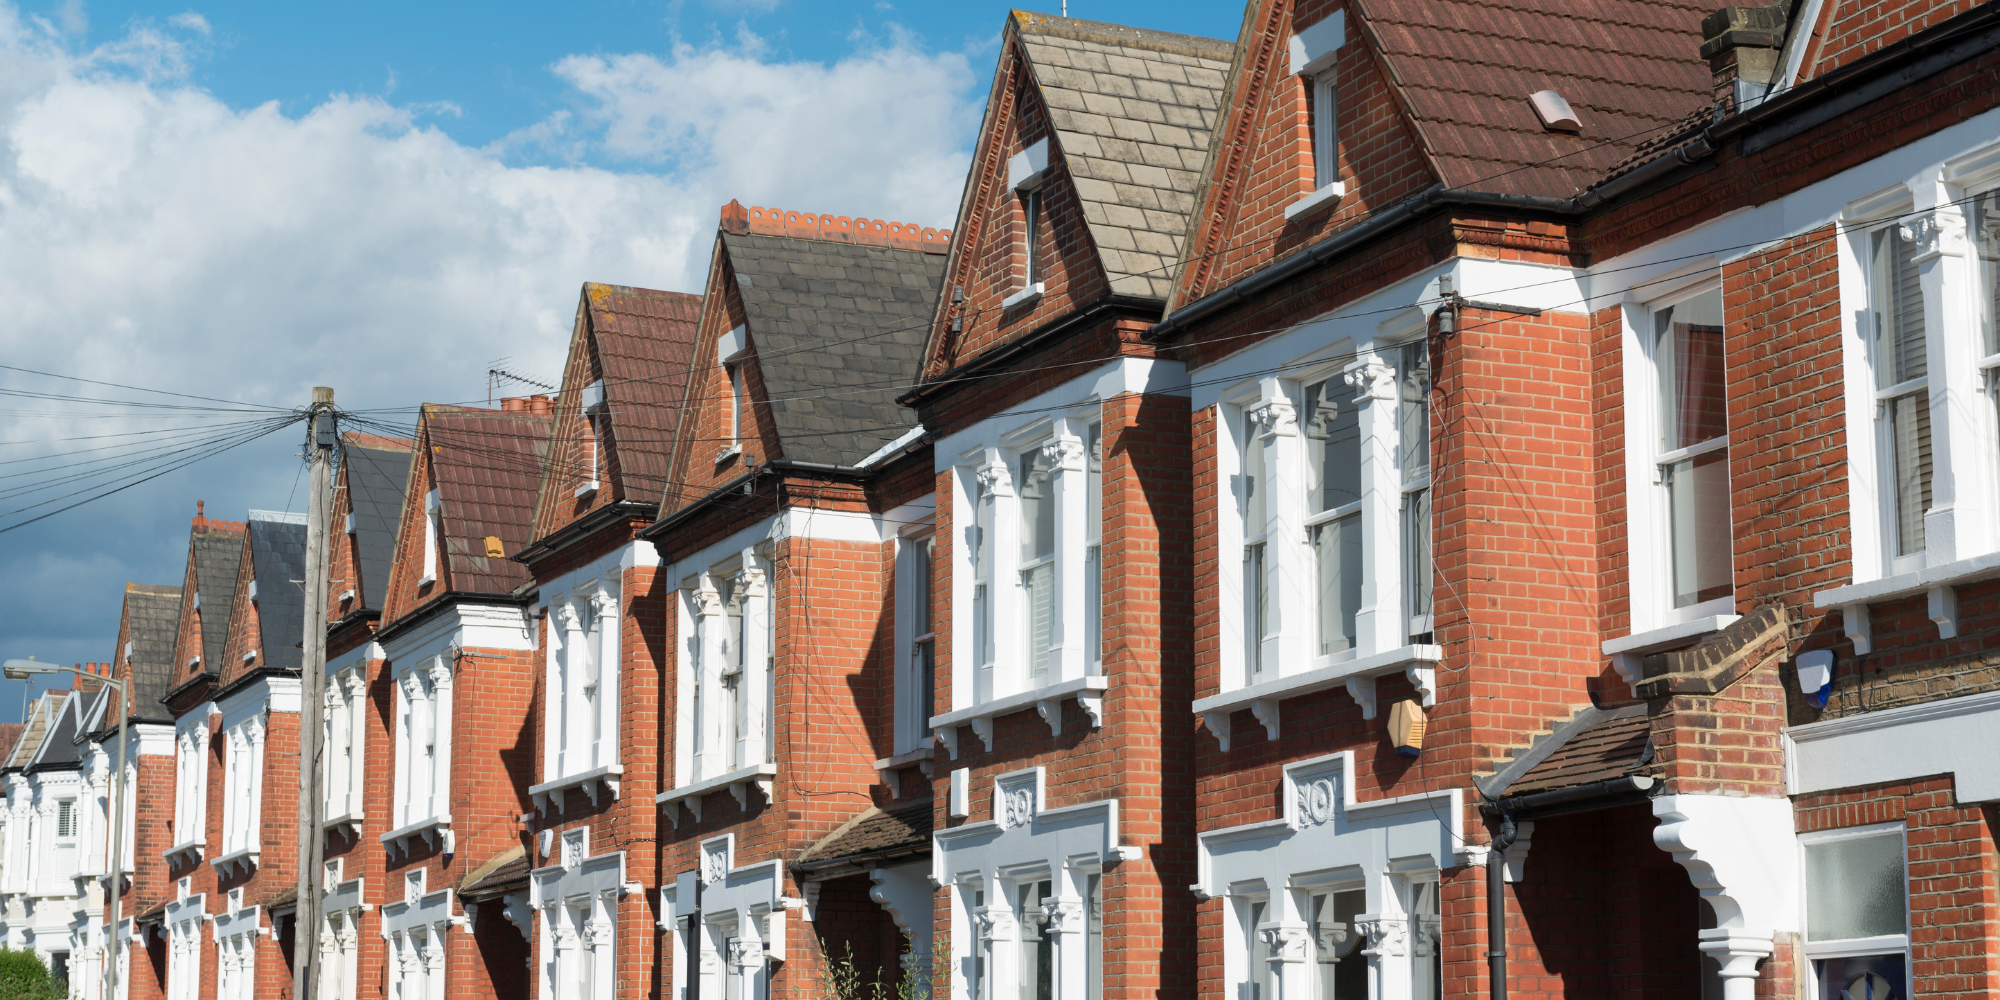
left=1701, top=3, right=1789, bottom=114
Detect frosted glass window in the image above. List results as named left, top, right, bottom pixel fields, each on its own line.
left=1805, top=830, right=1906, bottom=941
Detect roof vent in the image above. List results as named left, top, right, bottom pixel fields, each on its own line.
left=1529, top=90, right=1580, bottom=133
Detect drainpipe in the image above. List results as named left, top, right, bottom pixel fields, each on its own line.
left=1487, top=809, right=1518, bottom=1000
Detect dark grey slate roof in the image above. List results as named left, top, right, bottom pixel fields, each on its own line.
left=724, top=231, right=944, bottom=467
left=342, top=443, right=411, bottom=611
left=121, top=583, right=183, bottom=723
left=191, top=530, right=244, bottom=669
left=34, top=690, right=85, bottom=768
left=247, top=511, right=309, bottom=673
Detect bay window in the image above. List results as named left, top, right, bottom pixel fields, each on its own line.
left=1801, top=824, right=1907, bottom=1000
left=665, top=550, right=774, bottom=819
left=215, top=714, right=264, bottom=874
left=940, top=412, right=1106, bottom=756
left=1201, top=342, right=1437, bottom=747
left=167, top=719, right=208, bottom=864
left=323, top=665, right=367, bottom=835
left=1971, top=190, right=2000, bottom=512
left=543, top=584, right=623, bottom=795
left=387, top=655, right=452, bottom=855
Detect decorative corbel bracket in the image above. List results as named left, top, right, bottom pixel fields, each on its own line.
left=1250, top=698, right=1280, bottom=743
left=1345, top=676, right=1379, bottom=720
left=1203, top=710, right=1232, bottom=752
left=1842, top=603, right=1872, bottom=655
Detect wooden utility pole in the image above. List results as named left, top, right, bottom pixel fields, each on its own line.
left=293, top=387, right=335, bottom=1000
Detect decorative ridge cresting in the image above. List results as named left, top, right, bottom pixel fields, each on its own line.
left=191, top=500, right=245, bottom=534
left=718, top=199, right=951, bottom=254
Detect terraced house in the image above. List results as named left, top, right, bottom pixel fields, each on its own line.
left=41, top=2, right=2000, bottom=1000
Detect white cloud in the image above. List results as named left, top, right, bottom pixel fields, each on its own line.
left=0, top=2, right=978, bottom=707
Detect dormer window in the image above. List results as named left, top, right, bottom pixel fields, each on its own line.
left=1305, top=73, right=1337, bottom=190
left=1022, top=188, right=1045, bottom=287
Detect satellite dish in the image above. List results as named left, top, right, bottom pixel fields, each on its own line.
left=1843, top=972, right=1895, bottom=1000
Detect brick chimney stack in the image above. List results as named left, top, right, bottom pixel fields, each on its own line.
left=1701, top=3, right=1789, bottom=115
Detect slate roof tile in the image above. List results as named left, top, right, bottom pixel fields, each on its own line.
left=244, top=511, right=309, bottom=675
left=720, top=232, right=946, bottom=467
left=342, top=438, right=413, bottom=611
left=190, top=528, right=246, bottom=670
left=120, top=583, right=183, bottom=722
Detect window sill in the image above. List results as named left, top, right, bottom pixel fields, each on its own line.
left=322, top=811, right=362, bottom=840
left=572, top=480, right=600, bottom=499
left=417, top=575, right=436, bottom=587
left=161, top=838, right=205, bottom=868
left=529, top=763, right=623, bottom=815
left=380, top=815, right=453, bottom=858
left=1193, top=644, right=1441, bottom=751
left=657, top=761, right=777, bottom=826
left=713, top=444, right=742, bottom=467
left=930, top=675, right=1109, bottom=759
left=1001, top=283, right=1045, bottom=311
left=1601, top=614, right=1740, bottom=683
left=872, top=741, right=936, bottom=795
left=1812, top=549, right=2000, bottom=652
left=208, top=846, right=260, bottom=879
left=1283, top=182, right=1347, bottom=222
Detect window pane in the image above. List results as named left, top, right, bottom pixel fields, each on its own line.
left=1310, top=890, right=1367, bottom=1000
left=1306, top=380, right=1360, bottom=514
left=1024, top=561, right=1053, bottom=679
left=1400, top=341, right=1430, bottom=477
left=1245, top=542, right=1267, bottom=677
left=1242, top=408, right=1267, bottom=537
left=1666, top=449, right=1732, bottom=608
left=1805, top=831, right=1906, bottom=941
left=1019, top=450, right=1055, bottom=562
left=1410, top=881, right=1442, bottom=1000
left=1024, top=191, right=1042, bottom=287
left=1315, top=514, right=1361, bottom=655
left=1086, top=876, right=1103, bottom=1000
left=1246, top=900, right=1269, bottom=1000
left=1887, top=391, right=1932, bottom=556
left=1086, top=544, right=1102, bottom=674
left=1976, top=191, right=2000, bottom=357
left=1304, top=75, right=1319, bottom=187
left=1655, top=289, right=1727, bottom=452
left=1405, top=487, right=1432, bottom=631
left=1815, top=954, right=1904, bottom=1000
left=1873, top=227, right=1927, bottom=388
left=1018, top=881, right=1052, bottom=1000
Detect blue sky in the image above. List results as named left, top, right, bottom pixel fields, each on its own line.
left=0, top=0, right=1241, bottom=722
left=42, top=0, right=1240, bottom=159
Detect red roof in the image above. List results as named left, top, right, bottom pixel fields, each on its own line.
left=1358, top=0, right=1713, bottom=197
left=422, top=406, right=553, bottom=595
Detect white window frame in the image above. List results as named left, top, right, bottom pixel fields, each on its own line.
left=1816, top=162, right=2000, bottom=649
left=382, top=870, right=452, bottom=1000
left=664, top=549, right=775, bottom=821
left=1797, top=821, right=1910, bottom=1000
left=937, top=408, right=1106, bottom=757
left=1003, top=140, right=1050, bottom=309
left=165, top=891, right=205, bottom=1000
left=213, top=902, right=261, bottom=1000
left=576, top=378, right=607, bottom=498
left=1622, top=274, right=1737, bottom=634
left=715, top=325, right=749, bottom=464
left=165, top=711, right=211, bottom=867
left=542, top=582, right=624, bottom=790
left=419, top=489, right=442, bottom=586
left=213, top=712, right=266, bottom=877
left=384, top=653, right=453, bottom=858
left=323, top=662, right=368, bottom=837
left=1199, top=338, right=1439, bottom=749
left=1285, top=12, right=1347, bottom=220
left=892, top=525, right=939, bottom=757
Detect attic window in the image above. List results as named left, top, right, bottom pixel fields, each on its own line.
left=1530, top=90, right=1581, bottom=132
left=715, top=328, right=748, bottom=465
left=419, top=489, right=441, bottom=586
left=577, top=378, right=607, bottom=498
left=344, top=513, right=356, bottom=536
left=1285, top=14, right=1348, bottom=224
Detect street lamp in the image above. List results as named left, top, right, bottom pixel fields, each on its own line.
left=6, top=658, right=130, bottom=1000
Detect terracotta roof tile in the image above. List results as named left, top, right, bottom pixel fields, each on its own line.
left=423, top=406, right=552, bottom=595
left=1357, top=0, right=1713, bottom=197
left=583, top=283, right=702, bottom=495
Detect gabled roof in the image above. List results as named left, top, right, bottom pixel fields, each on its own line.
left=4, top=694, right=51, bottom=769
left=719, top=231, right=945, bottom=467
left=1009, top=11, right=1233, bottom=300
left=407, top=406, right=551, bottom=598
left=187, top=518, right=247, bottom=671
left=0, top=724, right=22, bottom=764
left=578, top=283, right=701, bottom=494
left=118, top=583, right=183, bottom=723
left=1354, top=0, right=1712, bottom=198
left=1477, top=703, right=1655, bottom=800
left=245, top=511, right=309, bottom=673
left=531, top=283, right=701, bottom=539
left=30, top=689, right=85, bottom=770
left=342, top=435, right=413, bottom=612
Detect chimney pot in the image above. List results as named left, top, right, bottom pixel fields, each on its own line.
left=501, top=396, right=527, bottom=412
left=529, top=395, right=554, bottom=415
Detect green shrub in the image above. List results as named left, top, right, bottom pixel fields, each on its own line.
left=0, top=948, right=66, bottom=1000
